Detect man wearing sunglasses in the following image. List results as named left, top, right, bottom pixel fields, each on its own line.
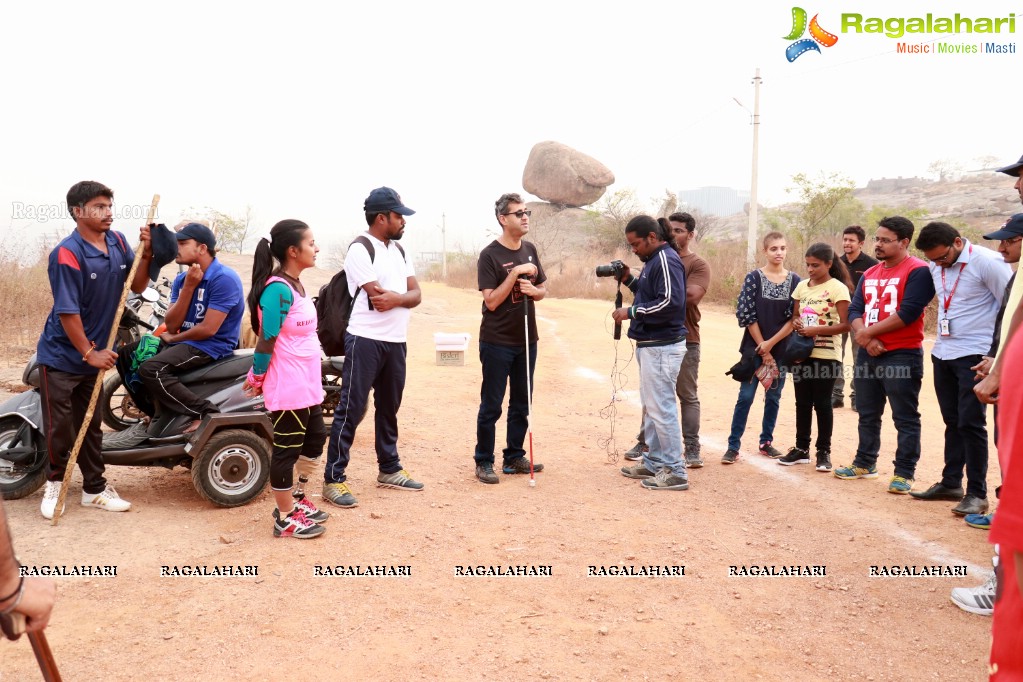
left=911, top=222, right=1011, bottom=515
left=474, top=193, right=547, bottom=484
left=834, top=217, right=935, bottom=495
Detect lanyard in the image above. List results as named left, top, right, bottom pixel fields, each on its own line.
left=940, top=245, right=972, bottom=314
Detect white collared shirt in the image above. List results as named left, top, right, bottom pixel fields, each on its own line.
left=928, top=239, right=1013, bottom=360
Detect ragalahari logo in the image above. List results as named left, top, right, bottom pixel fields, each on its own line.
left=784, top=7, right=838, bottom=61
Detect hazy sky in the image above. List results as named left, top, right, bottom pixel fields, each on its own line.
left=1, top=0, right=1019, bottom=257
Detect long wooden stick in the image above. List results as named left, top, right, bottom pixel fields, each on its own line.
left=0, top=613, right=63, bottom=681
left=52, top=195, right=160, bottom=526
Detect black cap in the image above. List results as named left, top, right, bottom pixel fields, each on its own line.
left=983, top=214, right=1023, bottom=241
left=364, top=187, right=415, bottom=216
left=176, top=222, right=216, bottom=250
left=996, top=154, right=1023, bottom=177
left=148, top=223, right=178, bottom=280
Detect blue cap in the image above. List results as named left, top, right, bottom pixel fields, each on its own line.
left=176, top=222, right=216, bottom=250
left=983, top=214, right=1023, bottom=241
left=364, top=187, right=415, bottom=216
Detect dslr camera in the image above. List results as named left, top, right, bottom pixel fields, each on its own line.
left=595, top=259, right=625, bottom=279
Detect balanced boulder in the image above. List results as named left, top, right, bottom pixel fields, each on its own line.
left=522, top=141, right=614, bottom=207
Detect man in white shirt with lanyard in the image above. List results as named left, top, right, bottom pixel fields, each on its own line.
left=911, top=221, right=1012, bottom=515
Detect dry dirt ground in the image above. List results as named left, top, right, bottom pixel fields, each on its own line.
left=0, top=256, right=999, bottom=681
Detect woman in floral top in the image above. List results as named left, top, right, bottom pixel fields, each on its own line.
left=723, top=232, right=800, bottom=464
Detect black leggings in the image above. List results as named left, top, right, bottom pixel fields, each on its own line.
left=270, top=406, right=327, bottom=490
left=791, top=358, right=840, bottom=452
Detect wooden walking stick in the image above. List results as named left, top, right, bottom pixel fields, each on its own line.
left=1, top=613, right=63, bottom=682
left=51, top=194, right=160, bottom=526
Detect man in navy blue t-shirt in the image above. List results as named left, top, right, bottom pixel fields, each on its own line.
left=117, top=222, right=244, bottom=433
left=38, top=180, right=155, bottom=520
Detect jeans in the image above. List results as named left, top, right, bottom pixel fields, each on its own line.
left=791, top=358, right=840, bottom=452
left=634, top=342, right=702, bottom=454
left=932, top=355, right=989, bottom=498
left=852, top=348, right=924, bottom=479
left=474, top=341, right=537, bottom=466
left=677, top=342, right=701, bottom=453
left=727, top=355, right=787, bottom=452
left=637, top=342, right=686, bottom=476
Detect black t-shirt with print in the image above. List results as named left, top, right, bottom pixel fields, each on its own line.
left=477, top=240, right=546, bottom=345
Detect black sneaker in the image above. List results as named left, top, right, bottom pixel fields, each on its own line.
left=815, top=450, right=832, bottom=472
left=684, top=450, right=704, bottom=468
left=778, top=447, right=810, bottom=466
left=831, top=397, right=844, bottom=409
left=759, top=442, right=784, bottom=458
left=721, top=449, right=739, bottom=465
left=640, top=468, right=690, bottom=491
left=623, top=441, right=648, bottom=461
left=503, top=457, right=544, bottom=475
left=476, top=463, right=499, bottom=484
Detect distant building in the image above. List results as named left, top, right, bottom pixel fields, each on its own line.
left=677, top=186, right=749, bottom=217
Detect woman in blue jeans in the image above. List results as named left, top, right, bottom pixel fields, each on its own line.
left=723, top=232, right=800, bottom=464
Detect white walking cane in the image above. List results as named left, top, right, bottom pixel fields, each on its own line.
left=523, top=292, right=536, bottom=488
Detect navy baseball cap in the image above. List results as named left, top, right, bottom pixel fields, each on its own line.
left=983, top=214, right=1023, bottom=241
left=996, top=154, right=1023, bottom=177
left=176, top=222, right=217, bottom=250
left=364, top=187, right=415, bottom=216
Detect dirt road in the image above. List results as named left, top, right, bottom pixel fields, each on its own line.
left=0, top=269, right=997, bottom=681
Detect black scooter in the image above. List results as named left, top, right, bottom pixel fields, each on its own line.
left=0, top=351, right=274, bottom=508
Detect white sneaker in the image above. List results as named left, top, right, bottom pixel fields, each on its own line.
left=950, top=571, right=996, bottom=616
left=40, top=480, right=65, bottom=520
left=81, top=486, right=132, bottom=512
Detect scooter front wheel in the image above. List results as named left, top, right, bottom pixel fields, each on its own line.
left=0, top=417, right=46, bottom=500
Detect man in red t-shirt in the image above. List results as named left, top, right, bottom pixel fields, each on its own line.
left=834, top=216, right=935, bottom=494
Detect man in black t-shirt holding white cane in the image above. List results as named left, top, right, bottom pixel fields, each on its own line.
left=473, top=193, right=548, bottom=484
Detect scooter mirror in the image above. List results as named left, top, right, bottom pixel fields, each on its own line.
left=141, top=287, right=160, bottom=303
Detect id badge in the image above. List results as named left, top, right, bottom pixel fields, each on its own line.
left=939, top=318, right=951, bottom=337
left=866, top=308, right=879, bottom=325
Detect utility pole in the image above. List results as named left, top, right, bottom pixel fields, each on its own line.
left=441, top=212, right=448, bottom=280
left=746, top=68, right=762, bottom=268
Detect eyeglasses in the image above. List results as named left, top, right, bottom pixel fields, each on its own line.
left=1003, top=236, right=1023, bottom=245
left=501, top=210, right=532, bottom=219
left=873, top=236, right=900, bottom=245
left=928, top=245, right=955, bottom=264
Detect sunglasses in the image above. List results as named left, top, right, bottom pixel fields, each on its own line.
left=501, top=210, right=532, bottom=219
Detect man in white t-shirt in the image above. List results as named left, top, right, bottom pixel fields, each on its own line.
left=322, top=187, right=424, bottom=508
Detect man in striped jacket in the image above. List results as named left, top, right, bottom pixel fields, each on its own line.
left=613, top=215, right=689, bottom=491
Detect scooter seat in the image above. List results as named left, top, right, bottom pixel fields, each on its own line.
left=177, top=349, right=254, bottom=384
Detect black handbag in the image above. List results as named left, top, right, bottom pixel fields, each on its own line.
left=726, top=349, right=758, bottom=382
left=782, top=334, right=815, bottom=366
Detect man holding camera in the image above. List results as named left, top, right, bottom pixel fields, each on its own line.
left=473, top=193, right=547, bottom=484
left=623, top=212, right=710, bottom=467
left=614, top=215, right=689, bottom=490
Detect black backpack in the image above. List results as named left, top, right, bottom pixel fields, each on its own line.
left=315, top=235, right=405, bottom=356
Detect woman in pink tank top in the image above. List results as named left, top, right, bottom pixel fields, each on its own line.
left=244, top=219, right=328, bottom=539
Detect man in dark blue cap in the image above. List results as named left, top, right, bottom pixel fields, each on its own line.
left=322, top=188, right=424, bottom=508
left=116, top=222, right=245, bottom=433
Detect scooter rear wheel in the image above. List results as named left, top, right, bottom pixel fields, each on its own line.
left=190, top=429, right=271, bottom=507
